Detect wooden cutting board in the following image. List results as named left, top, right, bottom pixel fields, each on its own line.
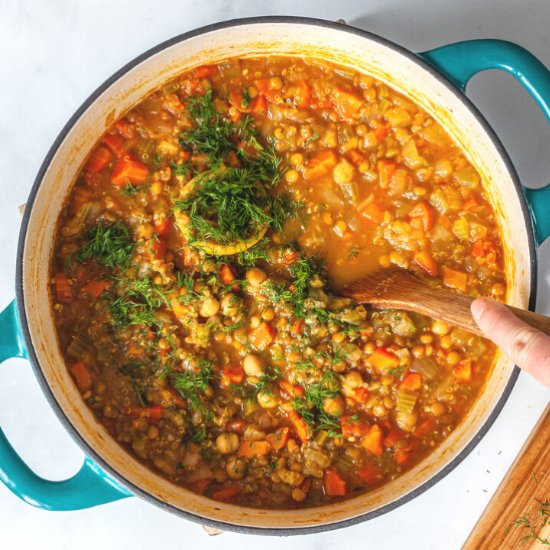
left=463, top=403, right=550, bottom=549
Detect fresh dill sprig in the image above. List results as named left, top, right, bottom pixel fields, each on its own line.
left=170, top=358, right=212, bottom=413
left=179, top=89, right=235, bottom=160
left=73, top=220, right=135, bottom=269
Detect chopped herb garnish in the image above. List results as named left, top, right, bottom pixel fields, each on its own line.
left=73, top=220, right=135, bottom=269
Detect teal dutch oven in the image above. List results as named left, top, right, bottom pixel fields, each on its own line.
left=1, top=17, right=550, bottom=535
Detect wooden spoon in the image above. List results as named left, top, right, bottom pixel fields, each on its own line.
left=343, top=267, right=550, bottom=337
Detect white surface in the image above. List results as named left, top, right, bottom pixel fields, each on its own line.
left=0, top=1, right=549, bottom=548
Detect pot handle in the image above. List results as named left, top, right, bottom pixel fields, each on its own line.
left=0, top=300, right=132, bottom=510
left=419, top=39, right=550, bottom=246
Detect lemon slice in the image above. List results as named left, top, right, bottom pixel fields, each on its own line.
left=175, top=211, right=267, bottom=256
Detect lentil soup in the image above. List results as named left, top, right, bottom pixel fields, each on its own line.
left=51, top=56, right=506, bottom=508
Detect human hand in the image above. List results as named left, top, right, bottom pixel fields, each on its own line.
left=471, top=297, right=550, bottom=388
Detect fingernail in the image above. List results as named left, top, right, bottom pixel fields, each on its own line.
left=471, top=297, right=490, bottom=320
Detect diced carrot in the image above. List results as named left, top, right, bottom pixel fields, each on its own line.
left=155, top=217, right=172, bottom=238
left=111, top=157, right=150, bottom=186
left=238, top=440, right=270, bottom=458
left=368, top=347, right=400, bottom=371
left=360, top=201, right=385, bottom=225
left=151, top=237, right=167, bottom=260
left=296, top=80, right=311, bottom=109
left=378, top=160, right=397, bottom=188
left=330, top=87, right=363, bottom=120
left=171, top=296, right=188, bottom=318
left=471, top=240, right=484, bottom=257
left=384, top=427, right=406, bottom=448
left=70, top=362, right=92, bottom=392
left=408, top=201, right=435, bottom=232
left=289, top=318, right=304, bottom=336
left=102, top=133, right=127, bottom=156
left=211, top=483, right=240, bottom=501
left=115, top=119, right=136, bottom=139
left=394, top=439, right=418, bottom=465
left=266, top=427, right=290, bottom=450
left=226, top=419, right=245, bottom=434
left=252, top=78, right=280, bottom=102
left=54, top=272, right=72, bottom=303
left=249, top=94, right=266, bottom=115
left=189, top=478, right=212, bottom=495
left=248, top=322, right=276, bottom=351
left=341, top=416, right=369, bottom=438
left=362, top=424, right=384, bottom=457
left=374, top=124, right=389, bottom=143
left=85, top=146, right=113, bottom=173
left=356, top=463, right=385, bottom=485
left=347, top=148, right=365, bottom=165
left=166, top=387, right=187, bottom=409
left=453, top=359, right=472, bottom=382
left=439, top=215, right=451, bottom=229
left=463, top=197, right=479, bottom=211
left=443, top=266, right=468, bottom=292
left=399, top=372, right=422, bottom=392
left=288, top=409, right=310, bottom=443
left=304, top=150, right=338, bottom=181
left=221, top=365, right=244, bottom=386
left=414, top=249, right=439, bottom=276
left=279, top=380, right=304, bottom=398
left=193, top=65, right=217, bottom=79
left=128, top=405, right=163, bottom=423
left=414, top=417, right=436, bottom=438
left=471, top=239, right=498, bottom=265
left=283, top=250, right=299, bottom=266
left=219, top=264, right=239, bottom=291
left=353, top=387, right=369, bottom=403
left=229, top=90, right=253, bottom=113
left=324, top=468, right=347, bottom=497
left=82, top=279, right=110, bottom=298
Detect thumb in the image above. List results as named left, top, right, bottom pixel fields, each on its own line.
left=471, top=297, right=550, bottom=389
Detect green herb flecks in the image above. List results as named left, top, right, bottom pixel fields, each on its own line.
left=179, top=89, right=235, bottom=161
left=73, top=220, right=135, bottom=269
left=109, top=277, right=168, bottom=327
left=292, top=371, right=341, bottom=436
left=170, top=358, right=212, bottom=414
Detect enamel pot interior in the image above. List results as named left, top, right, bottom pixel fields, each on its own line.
left=18, top=18, right=532, bottom=533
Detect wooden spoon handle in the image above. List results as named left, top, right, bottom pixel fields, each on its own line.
left=415, top=288, right=550, bottom=338
left=463, top=403, right=550, bottom=549
left=506, top=305, right=550, bottom=336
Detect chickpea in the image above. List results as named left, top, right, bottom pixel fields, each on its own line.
left=147, top=425, right=159, bottom=439
left=333, top=220, right=348, bottom=237
left=221, top=293, right=240, bottom=317
left=150, top=181, right=163, bottom=196
left=412, top=345, right=425, bottom=358
left=322, top=395, right=345, bottom=417
left=396, top=411, right=418, bottom=432
left=447, top=351, right=462, bottom=366
left=440, top=335, right=453, bottom=350
left=285, top=169, right=299, bottom=183
left=333, top=158, right=355, bottom=185
left=429, top=402, right=446, bottom=417
left=345, top=370, right=363, bottom=388
left=226, top=456, right=247, bottom=480
left=491, top=282, right=505, bottom=297
left=216, top=432, right=240, bottom=455
left=243, top=353, right=264, bottom=377
left=246, top=268, right=267, bottom=287
left=432, top=320, right=450, bottom=336
left=257, top=390, right=278, bottom=408
left=270, top=76, right=283, bottom=90
left=322, top=211, right=334, bottom=225
left=103, top=403, right=119, bottom=419
left=420, top=333, right=434, bottom=344
left=290, top=152, right=304, bottom=166
left=378, top=254, right=391, bottom=268
left=373, top=403, right=387, bottom=417
left=199, top=297, right=220, bottom=318
left=332, top=331, right=345, bottom=344
left=262, top=308, right=275, bottom=321
left=291, top=488, right=307, bottom=502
